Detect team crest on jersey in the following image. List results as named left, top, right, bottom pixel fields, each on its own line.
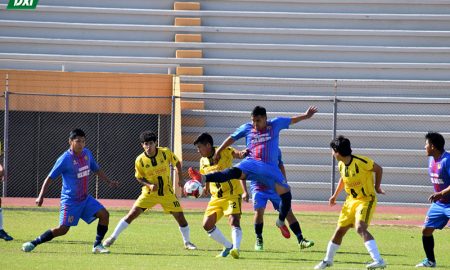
left=73, top=160, right=78, bottom=165
left=85, top=156, right=88, bottom=161
left=145, top=164, right=150, bottom=168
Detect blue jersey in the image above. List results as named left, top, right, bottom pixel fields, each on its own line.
left=250, top=148, right=284, bottom=193
left=48, top=148, right=99, bottom=203
left=428, top=151, right=450, bottom=204
left=231, top=117, right=290, bottom=166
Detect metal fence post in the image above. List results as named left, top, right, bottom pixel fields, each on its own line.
left=330, top=80, right=338, bottom=195
left=3, top=74, right=10, bottom=197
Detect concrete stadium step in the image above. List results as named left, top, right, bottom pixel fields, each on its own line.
left=2, top=20, right=450, bottom=47
left=182, top=109, right=450, bottom=132
left=180, top=76, right=450, bottom=98
left=3, top=37, right=450, bottom=63
left=2, top=5, right=450, bottom=31
left=182, top=126, right=447, bottom=150
left=3, top=53, right=450, bottom=80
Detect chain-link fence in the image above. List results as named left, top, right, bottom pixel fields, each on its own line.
left=180, top=88, right=450, bottom=205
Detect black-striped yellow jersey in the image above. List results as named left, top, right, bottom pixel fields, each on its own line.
left=200, top=147, right=243, bottom=198
left=338, top=155, right=376, bottom=200
left=135, top=147, right=178, bottom=196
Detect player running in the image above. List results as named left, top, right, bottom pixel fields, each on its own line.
left=194, top=133, right=245, bottom=258
left=314, top=136, right=386, bottom=270
left=22, top=129, right=119, bottom=253
left=103, top=131, right=196, bottom=250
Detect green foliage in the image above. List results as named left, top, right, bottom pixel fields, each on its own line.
left=0, top=208, right=449, bottom=269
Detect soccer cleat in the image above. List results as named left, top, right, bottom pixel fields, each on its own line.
left=184, top=241, right=197, bottom=250
left=254, top=237, right=264, bottom=251
left=102, top=236, right=116, bottom=247
left=216, top=245, right=233, bottom=258
left=188, top=167, right=203, bottom=182
left=275, top=219, right=291, bottom=239
left=366, top=259, right=386, bottom=269
left=230, top=248, right=240, bottom=259
left=314, top=260, right=333, bottom=269
left=415, top=258, right=436, bottom=268
left=299, top=238, right=315, bottom=250
left=21, top=242, right=36, bottom=252
left=92, top=244, right=110, bottom=254
left=0, top=229, right=13, bottom=241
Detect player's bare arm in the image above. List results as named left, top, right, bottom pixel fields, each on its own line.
left=240, top=179, right=249, bottom=202
left=175, top=161, right=184, bottom=187
left=213, top=136, right=236, bottom=163
left=329, top=178, right=344, bottom=206
left=95, top=170, right=119, bottom=188
left=36, top=177, right=52, bottom=207
left=428, top=185, right=450, bottom=202
left=290, top=106, right=318, bottom=125
left=233, top=148, right=249, bottom=159
left=136, top=177, right=157, bottom=191
left=371, top=162, right=385, bottom=194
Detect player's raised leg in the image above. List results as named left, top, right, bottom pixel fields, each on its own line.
left=104, top=206, right=143, bottom=247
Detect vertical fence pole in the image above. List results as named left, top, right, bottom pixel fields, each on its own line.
left=331, top=80, right=338, bottom=195
left=170, top=95, right=176, bottom=192
left=95, top=113, right=100, bottom=199
left=3, top=75, right=10, bottom=197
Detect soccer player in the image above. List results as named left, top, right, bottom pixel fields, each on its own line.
left=22, top=128, right=119, bottom=253
left=194, top=133, right=245, bottom=258
left=103, top=131, right=197, bottom=250
left=189, top=105, right=316, bottom=248
left=415, top=132, right=450, bottom=268
left=314, top=136, right=386, bottom=270
left=0, top=140, right=13, bottom=241
left=248, top=148, right=310, bottom=251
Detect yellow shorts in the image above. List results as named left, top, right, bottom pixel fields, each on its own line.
left=337, top=196, right=377, bottom=227
left=204, top=195, right=242, bottom=221
left=134, top=192, right=183, bottom=213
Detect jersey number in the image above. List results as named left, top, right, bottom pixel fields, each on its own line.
left=173, top=201, right=180, bottom=207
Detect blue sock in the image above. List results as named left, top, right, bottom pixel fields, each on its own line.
left=254, top=223, right=263, bottom=239
left=289, top=221, right=303, bottom=242
left=278, top=191, right=292, bottom=222
left=205, top=167, right=242, bottom=183
left=94, top=224, right=108, bottom=247
left=31, top=229, right=54, bottom=246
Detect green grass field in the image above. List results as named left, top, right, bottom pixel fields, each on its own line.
left=0, top=207, right=449, bottom=270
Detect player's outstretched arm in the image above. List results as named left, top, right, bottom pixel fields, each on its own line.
left=214, top=136, right=236, bottom=163
left=95, top=169, right=119, bottom=188
left=372, top=162, right=385, bottom=194
left=290, top=106, right=318, bottom=125
left=36, top=176, right=52, bottom=207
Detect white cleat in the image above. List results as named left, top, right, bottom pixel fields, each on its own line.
left=103, top=237, right=116, bottom=247
left=314, top=260, right=333, bottom=269
left=92, top=244, right=110, bottom=254
left=366, top=259, right=386, bottom=269
left=184, top=241, right=197, bottom=250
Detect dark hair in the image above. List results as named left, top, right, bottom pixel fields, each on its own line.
left=330, top=135, right=352, bottom=156
left=425, top=132, right=445, bottom=151
left=251, top=106, right=267, bottom=117
left=194, top=132, right=213, bottom=146
left=139, top=131, right=157, bottom=143
left=69, top=128, right=86, bottom=140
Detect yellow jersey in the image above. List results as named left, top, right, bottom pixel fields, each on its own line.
left=338, top=155, right=376, bottom=200
left=200, top=147, right=243, bottom=199
left=135, top=147, right=178, bottom=196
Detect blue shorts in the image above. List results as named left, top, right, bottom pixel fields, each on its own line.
left=237, top=158, right=289, bottom=190
left=423, top=202, right=450, bottom=229
left=252, top=189, right=281, bottom=211
left=59, top=195, right=105, bottom=226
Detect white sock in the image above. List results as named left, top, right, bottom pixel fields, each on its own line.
left=324, top=241, right=340, bottom=262
left=365, top=239, right=382, bottom=262
left=208, top=226, right=232, bottom=248
left=0, top=208, right=3, bottom=230
left=232, top=226, right=242, bottom=250
left=110, top=218, right=129, bottom=239
left=179, top=225, right=190, bottom=243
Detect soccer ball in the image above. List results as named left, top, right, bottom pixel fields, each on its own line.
left=183, top=180, right=203, bottom=198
